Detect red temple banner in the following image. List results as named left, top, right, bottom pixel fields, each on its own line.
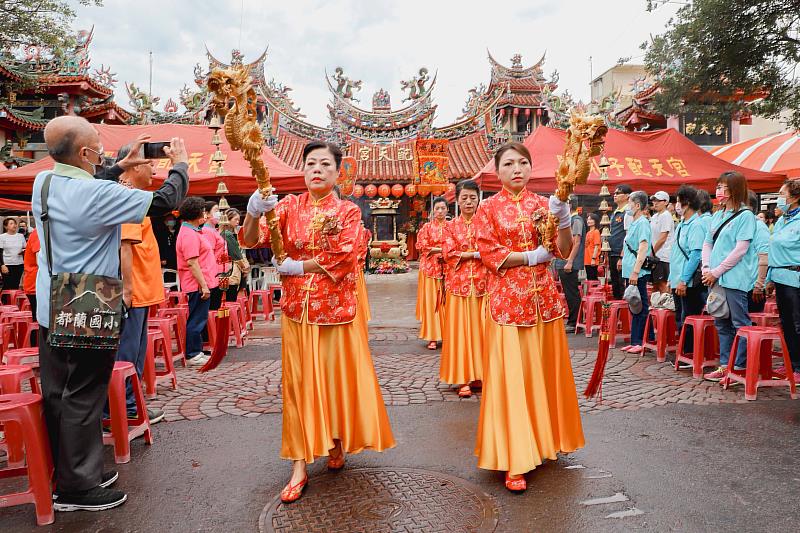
left=415, top=139, right=450, bottom=195
left=338, top=156, right=357, bottom=196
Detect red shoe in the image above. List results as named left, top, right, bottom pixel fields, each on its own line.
left=280, top=474, right=308, bottom=503
left=704, top=366, right=726, bottom=382
left=328, top=448, right=345, bottom=470
left=627, top=345, right=643, bottom=354
left=458, top=384, right=472, bottom=398
left=427, top=341, right=438, bottom=350
left=470, top=380, right=483, bottom=390
left=505, top=472, right=526, bottom=492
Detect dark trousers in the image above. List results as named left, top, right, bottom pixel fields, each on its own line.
left=2, top=263, right=24, bottom=289
left=114, top=306, right=149, bottom=413
left=225, top=281, right=241, bottom=303
left=187, top=290, right=211, bottom=357
left=38, top=326, right=116, bottom=492
left=747, top=290, right=766, bottom=313
left=558, top=268, right=581, bottom=327
left=27, top=293, right=37, bottom=322
left=630, top=275, right=650, bottom=346
left=609, top=254, right=624, bottom=300
left=776, top=283, right=800, bottom=372
left=585, top=265, right=598, bottom=281
left=678, top=284, right=706, bottom=350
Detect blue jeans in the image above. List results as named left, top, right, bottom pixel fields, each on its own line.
left=715, top=287, right=749, bottom=368
left=186, top=290, right=211, bottom=357
left=630, top=275, right=650, bottom=346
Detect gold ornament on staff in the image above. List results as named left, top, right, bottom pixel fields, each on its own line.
left=540, top=111, right=609, bottom=253
left=206, top=65, right=286, bottom=262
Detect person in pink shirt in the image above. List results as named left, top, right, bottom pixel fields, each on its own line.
left=177, top=197, right=217, bottom=364
left=202, top=200, right=226, bottom=312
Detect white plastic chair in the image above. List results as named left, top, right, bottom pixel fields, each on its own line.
left=162, top=269, right=180, bottom=292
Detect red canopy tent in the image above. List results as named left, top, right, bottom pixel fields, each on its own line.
left=0, top=197, right=32, bottom=211
left=0, top=123, right=306, bottom=196
left=473, top=126, right=785, bottom=194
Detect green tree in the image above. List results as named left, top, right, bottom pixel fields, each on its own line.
left=644, top=0, right=800, bottom=129
left=0, top=0, right=103, bottom=56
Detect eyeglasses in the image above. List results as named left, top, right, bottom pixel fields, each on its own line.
left=613, top=191, right=625, bottom=196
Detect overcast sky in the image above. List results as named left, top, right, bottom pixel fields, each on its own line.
left=73, top=0, right=679, bottom=125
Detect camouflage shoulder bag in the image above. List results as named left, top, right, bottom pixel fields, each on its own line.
left=40, top=173, right=123, bottom=349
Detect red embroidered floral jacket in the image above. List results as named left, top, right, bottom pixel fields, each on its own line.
left=275, top=192, right=359, bottom=324
left=442, top=216, right=488, bottom=297
left=357, top=226, right=371, bottom=271
left=474, top=188, right=565, bottom=325
left=416, top=220, right=446, bottom=279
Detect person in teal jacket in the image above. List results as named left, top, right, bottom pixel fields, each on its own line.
left=766, top=179, right=800, bottom=382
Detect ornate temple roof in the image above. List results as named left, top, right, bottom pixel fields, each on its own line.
left=486, top=51, right=556, bottom=108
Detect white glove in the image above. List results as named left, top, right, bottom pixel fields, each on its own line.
left=247, top=191, right=278, bottom=218
left=548, top=195, right=572, bottom=229
left=272, top=256, right=304, bottom=276
left=473, top=251, right=481, bottom=259
left=522, top=245, right=554, bottom=266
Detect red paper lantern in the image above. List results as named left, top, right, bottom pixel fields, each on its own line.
left=353, top=184, right=364, bottom=198
left=499, top=109, right=506, bottom=118
left=418, top=187, right=431, bottom=197
left=378, top=184, right=391, bottom=197
left=365, top=184, right=378, bottom=198
left=513, top=107, right=519, bottom=116
left=405, top=183, right=417, bottom=197
left=525, top=108, right=531, bottom=117
left=391, top=184, right=404, bottom=198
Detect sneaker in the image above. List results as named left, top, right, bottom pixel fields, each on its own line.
left=704, top=367, right=727, bottom=382
left=187, top=353, right=209, bottom=366
left=147, top=408, right=165, bottom=425
left=620, top=345, right=633, bottom=352
left=564, top=325, right=576, bottom=334
left=627, top=345, right=643, bottom=354
left=677, top=361, right=693, bottom=370
left=54, top=471, right=118, bottom=500
left=53, top=486, right=127, bottom=512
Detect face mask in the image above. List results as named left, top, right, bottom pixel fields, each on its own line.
left=715, top=190, right=729, bottom=203
left=624, top=206, right=635, bottom=217
left=209, top=216, right=219, bottom=225
left=165, top=220, right=176, bottom=228
left=675, top=203, right=684, bottom=217
left=776, top=197, right=788, bottom=209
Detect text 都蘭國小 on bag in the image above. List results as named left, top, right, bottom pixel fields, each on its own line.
left=40, top=174, right=123, bottom=349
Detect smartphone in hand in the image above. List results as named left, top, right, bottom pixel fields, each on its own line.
left=143, top=141, right=170, bottom=159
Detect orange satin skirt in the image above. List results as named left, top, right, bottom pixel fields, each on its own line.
left=417, top=273, right=443, bottom=342
left=415, top=270, right=424, bottom=321
left=440, top=293, right=485, bottom=384
left=356, top=270, right=371, bottom=322
left=475, top=315, right=584, bottom=476
left=280, top=314, right=396, bottom=462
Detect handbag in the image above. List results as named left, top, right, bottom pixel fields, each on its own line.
left=40, top=174, right=123, bottom=349
left=675, top=225, right=703, bottom=287
left=625, top=241, right=656, bottom=272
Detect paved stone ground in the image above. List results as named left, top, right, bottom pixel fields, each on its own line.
left=2, top=268, right=798, bottom=532
left=148, top=269, right=794, bottom=422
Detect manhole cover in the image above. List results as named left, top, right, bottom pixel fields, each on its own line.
left=259, top=467, right=499, bottom=533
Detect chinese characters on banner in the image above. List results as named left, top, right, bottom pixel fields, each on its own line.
left=414, top=139, right=450, bottom=195
left=556, top=154, right=692, bottom=178
left=353, top=144, right=416, bottom=162
left=680, top=114, right=732, bottom=146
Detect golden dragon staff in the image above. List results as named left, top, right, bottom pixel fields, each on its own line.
left=206, top=65, right=286, bottom=262
left=540, top=111, right=609, bottom=253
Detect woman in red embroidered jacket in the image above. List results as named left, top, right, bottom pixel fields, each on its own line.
left=415, top=197, right=448, bottom=349
left=440, top=179, right=488, bottom=397
left=242, top=141, right=395, bottom=504
left=473, top=142, right=585, bottom=492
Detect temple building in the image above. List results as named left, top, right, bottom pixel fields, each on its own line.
left=0, top=28, right=130, bottom=166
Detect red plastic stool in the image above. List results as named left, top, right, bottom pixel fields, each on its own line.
left=763, top=301, right=778, bottom=314
left=142, top=329, right=177, bottom=399
left=222, top=302, right=246, bottom=347
left=0, top=365, right=41, bottom=469
left=606, top=300, right=632, bottom=347
left=15, top=319, right=39, bottom=348
left=14, top=292, right=29, bottom=310
left=166, top=291, right=188, bottom=307
left=237, top=294, right=253, bottom=330
left=642, top=308, right=677, bottom=362
left=249, top=290, right=274, bottom=321
left=0, top=393, right=54, bottom=525
left=0, top=289, right=23, bottom=306
left=674, top=315, right=720, bottom=379
left=723, top=326, right=798, bottom=400
left=1, top=322, right=17, bottom=357
left=575, top=294, right=605, bottom=337
left=149, top=316, right=185, bottom=367
left=158, top=307, right=188, bottom=362
left=749, top=312, right=780, bottom=327
left=102, top=361, right=153, bottom=463
left=4, top=347, right=39, bottom=367
left=209, top=306, right=244, bottom=349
